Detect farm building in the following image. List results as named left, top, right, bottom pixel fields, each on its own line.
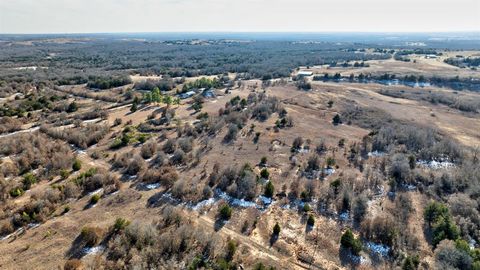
left=297, top=71, right=313, bottom=77
left=178, top=91, right=196, bottom=99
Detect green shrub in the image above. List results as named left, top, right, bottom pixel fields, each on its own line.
left=60, top=169, right=71, bottom=179
left=326, top=157, right=336, bottom=167
left=72, top=159, right=82, bottom=172
left=90, top=194, right=100, bottom=205
left=219, top=204, right=232, bottom=220
left=226, top=240, right=237, bottom=261
left=260, top=156, right=267, bottom=166
left=72, top=159, right=82, bottom=171
left=260, top=168, right=270, bottom=179
left=303, top=203, right=311, bottom=212
left=113, top=217, right=130, bottom=232
left=264, top=181, right=274, bottom=198
left=340, top=229, right=362, bottom=255
left=10, top=187, right=25, bottom=197
left=22, top=173, right=37, bottom=190
left=307, top=214, right=315, bottom=227
left=424, top=201, right=460, bottom=247
left=402, top=255, right=420, bottom=270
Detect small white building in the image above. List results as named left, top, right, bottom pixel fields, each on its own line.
left=178, top=91, right=196, bottom=99
left=297, top=71, right=313, bottom=77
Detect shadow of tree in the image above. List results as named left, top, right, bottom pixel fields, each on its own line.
left=214, top=219, right=226, bottom=232
left=269, top=234, right=279, bottom=246
left=65, top=234, right=85, bottom=259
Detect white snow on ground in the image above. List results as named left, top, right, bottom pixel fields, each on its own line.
left=349, top=254, right=367, bottom=264
left=417, top=160, right=454, bottom=169
left=88, top=188, right=103, bottom=196
left=324, top=168, right=336, bottom=176
left=368, top=151, right=385, bottom=157
left=191, top=197, right=216, bottom=211
left=145, top=183, right=161, bottom=190
left=366, top=241, right=390, bottom=257
left=1, top=228, right=24, bottom=241
left=83, top=118, right=101, bottom=124
left=70, top=144, right=87, bottom=155
left=83, top=246, right=104, bottom=255
left=218, top=191, right=258, bottom=208
left=339, top=212, right=350, bottom=221
left=258, top=195, right=272, bottom=205
left=27, top=223, right=40, bottom=229
left=280, top=199, right=305, bottom=210
left=403, top=184, right=417, bottom=191
left=470, top=239, right=477, bottom=249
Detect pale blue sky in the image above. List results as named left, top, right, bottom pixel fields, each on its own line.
left=0, top=0, right=479, bottom=33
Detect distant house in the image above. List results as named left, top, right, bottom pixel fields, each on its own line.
left=425, top=54, right=438, bottom=59
left=178, top=91, right=196, bottom=99
left=297, top=71, right=313, bottom=77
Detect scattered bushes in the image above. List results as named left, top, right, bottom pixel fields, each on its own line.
left=41, top=123, right=110, bottom=149
left=0, top=133, right=74, bottom=178
left=0, top=117, right=22, bottom=134
left=140, top=166, right=178, bottom=188
left=223, top=124, right=239, bottom=143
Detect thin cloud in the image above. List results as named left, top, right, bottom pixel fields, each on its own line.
left=0, top=0, right=479, bottom=33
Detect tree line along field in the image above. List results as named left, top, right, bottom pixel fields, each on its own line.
left=0, top=35, right=479, bottom=270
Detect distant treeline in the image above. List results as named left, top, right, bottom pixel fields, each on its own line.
left=444, top=57, right=480, bottom=68
left=0, top=39, right=391, bottom=86
left=312, top=72, right=480, bottom=91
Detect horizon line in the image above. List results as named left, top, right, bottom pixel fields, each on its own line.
left=1, top=30, right=480, bottom=36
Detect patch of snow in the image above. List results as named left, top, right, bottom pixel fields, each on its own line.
left=1, top=228, right=24, bottom=241
left=70, top=144, right=86, bottom=155
left=88, top=188, right=103, bottom=196
left=83, top=245, right=104, bottom=255
left=128, top=175, right=137, bottom=180
left=470, top=239, right=477, bottom=249
left=191, top=197, right=216, bottom=211
left=258, top=195, right=272, bottom=205
left=83, top=118, right=100, bottom=124
left=348, top=254, right=367, bottom=264
left=368, top=151, right=385, bottom=157
left=218, top=192, right=258, bottom=208
left=145, top=183, right=161, bottom=190
left=339, top=211, right=350, bottom=221
left=403, top=184, right=416, bottom=191
left=324, top=168, right=335, bottom=176
left=27, top=223, right=40, bottom=229
left=281, top=199, right=305, bottom=210
left=417, top=159, right=454, bottom=170
left=366, top=241, right=390, bottom=257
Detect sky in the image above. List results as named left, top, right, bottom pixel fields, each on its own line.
left=0, top=0, right=479, bottom=34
